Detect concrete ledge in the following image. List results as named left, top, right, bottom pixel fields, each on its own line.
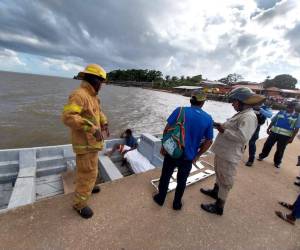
left=8, top=149, right=37, bottom=209
left=99, top=155, right=123, bottom=181
left=8, top=178, right=35, bottom=209
left=138, top=133, right=162, bottom=167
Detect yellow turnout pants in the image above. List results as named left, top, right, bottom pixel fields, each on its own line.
left=73, top=152, right=99, bottom=210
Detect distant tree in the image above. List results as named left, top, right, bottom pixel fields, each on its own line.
left=107, top=69, right=163, bottom=82
left=186, top=76, right=191, bottom=81
left=171, top=76, right=179, bottom=81
left=191, top=74, right=202, bottom=83
left=219, top=73, right=243, bottom=85
left=180, top=75, right=185, bottom=81
left=263, top=74, right=297, bottom=89
left=165, top=75, right=170, bottom=81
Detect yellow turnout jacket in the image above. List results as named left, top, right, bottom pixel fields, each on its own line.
left=62, top=81, right=108, bottom=154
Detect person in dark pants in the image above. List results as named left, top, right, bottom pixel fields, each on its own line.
left=276, top=194, right=300, bottom=225
left=295, top=155, right=300, bottom=186
left=246, top=105, right=272, bottom=167
left=153, top=90, right=213, bottom=210
left=156, top=154, right=193, bottom=209
left=258, top=102, right=300, bottom=168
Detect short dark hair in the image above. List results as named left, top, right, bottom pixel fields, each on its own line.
left=190, top=96, right=204, bottom=106
left=125, top=129, right=132, bottom=135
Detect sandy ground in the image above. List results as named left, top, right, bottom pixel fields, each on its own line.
left=0, top=138, right=299, bottom=250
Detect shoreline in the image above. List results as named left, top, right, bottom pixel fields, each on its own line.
left=108, top=83, right=288, bottom=110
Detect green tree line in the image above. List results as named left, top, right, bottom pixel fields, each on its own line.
left=108, top=69, right=163, bottom=82
left=107, top=69, right=203, bottom=89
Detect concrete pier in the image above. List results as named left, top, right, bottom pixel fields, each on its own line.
left=0, top=138, right=299, bottom=249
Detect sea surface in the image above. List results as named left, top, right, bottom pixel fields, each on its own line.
left=0, top=71, right=269, bottom=149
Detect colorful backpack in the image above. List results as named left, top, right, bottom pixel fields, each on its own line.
left=162, top=107, right=185, bottom=159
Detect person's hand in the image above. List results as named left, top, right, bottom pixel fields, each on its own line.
left=160, top=147, right=167, bottom=156
left=192, top=158, right=198, bottom=165
left=94, top=129, right=103, bottom=142
left=288, top=137, right=294, bottom=144
left=216, top=124, right=225, bottom=133
left=122, top=150, right=129, bottom=156
left=101, top=124, right=110, bottom=138
left=267, top=128, right=271, bottom=135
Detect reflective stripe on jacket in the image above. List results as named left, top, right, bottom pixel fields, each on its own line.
left=62, top=81, right=108, bottom=154
left=271, top=111, right=299, bottom=137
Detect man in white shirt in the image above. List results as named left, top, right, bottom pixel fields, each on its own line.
left=200, top=87, right=265, bottom=215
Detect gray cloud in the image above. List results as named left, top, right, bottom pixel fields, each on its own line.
left=255, top=0, right=282, bottom=10
left=254, top=0, right=296, bottom=24
left=0, top=0, right=299, bottom=81
left=0, top=0, right=177, bottom=70
left=286, top=22, right=300, bottom=56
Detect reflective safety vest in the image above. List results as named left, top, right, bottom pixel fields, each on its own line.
left=62, top=81, right=108, bottom=154
left=271, top=111, right=299, bottom=137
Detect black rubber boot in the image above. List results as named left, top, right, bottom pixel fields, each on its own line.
left=245, top=161, right=253, bottom=167
left=76, top=206, right=94, bottom=219
left=297, top=156, right=300, bottom=166
left=92, top=186, right=101, bottom=194
left=173, top=201, right=183, bottom=210
left=153, top=194, right=164, bottom=206
left=200, top=183, right=219, bottom=199
left=201, top=198, right=224, bottom=216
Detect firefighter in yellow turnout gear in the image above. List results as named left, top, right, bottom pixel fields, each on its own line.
left=62, top=64, right=109, bottom=219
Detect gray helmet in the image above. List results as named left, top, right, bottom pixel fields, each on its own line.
left=228, top=87, right=265, bottom=105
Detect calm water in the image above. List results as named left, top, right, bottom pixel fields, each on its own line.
left=0, top=71, right=269, bottom=149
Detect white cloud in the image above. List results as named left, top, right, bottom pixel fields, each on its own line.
left=0, top=49, right=25, bottom=68
left=42, top=57, right=83, bottom=72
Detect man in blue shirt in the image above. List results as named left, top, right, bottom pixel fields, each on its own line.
left=258, top=102, right=300, bottom=168
left=153, top=90, right=213, bottom=210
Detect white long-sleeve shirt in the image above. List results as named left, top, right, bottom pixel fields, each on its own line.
left=211, top=108, right=258, bottom=164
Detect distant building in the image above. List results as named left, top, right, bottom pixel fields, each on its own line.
left=173, top=86, right=203, bottom=96
left=233, top=84, right=263, bottom=94
left=281, top=89, right=300, bottom=99
left=199, top=80, right=230, bottom=94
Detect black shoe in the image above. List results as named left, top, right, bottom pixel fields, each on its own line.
left=245, top=161, right=253, bottom=167
left=297, top=156, right=300, bottom=166
left=153, top=194, right=164, bottom=206
left=75, top=206, right=94, bottom=219
left=200, top=184, right=219, bottom=200
left=173, top=201, right=182, bottom=210
left=274, top=164, right=281, bottom=169
left=201, top=199, right=224, bottom=216
left=294, top=181, right=300, bottom=187
left=257, top=157, right=264, bottom=161
left=92, top=186, right=101, bottom=194
left=296, top=176, right=300, bottom=180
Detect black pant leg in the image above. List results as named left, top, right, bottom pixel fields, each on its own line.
left=274, top=134, right=290, bottom=165
left=248, top=129, right=259, bottom=162
left=157, top=154, right=177, bottom=203
left=173, top=159, right=193, bottom=204
left=259, top=132, right=277, bottom=158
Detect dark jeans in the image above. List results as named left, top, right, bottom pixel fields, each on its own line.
left=259, top=132, right=290, bottom=165
left=248, top=127, right=260, bottom=163
left=292, top=195, right=300, bottom=219
left=157, top=154, right=192, bottom=205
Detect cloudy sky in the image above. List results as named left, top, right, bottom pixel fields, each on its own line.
left=0, top=0, right=300, bottom=82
